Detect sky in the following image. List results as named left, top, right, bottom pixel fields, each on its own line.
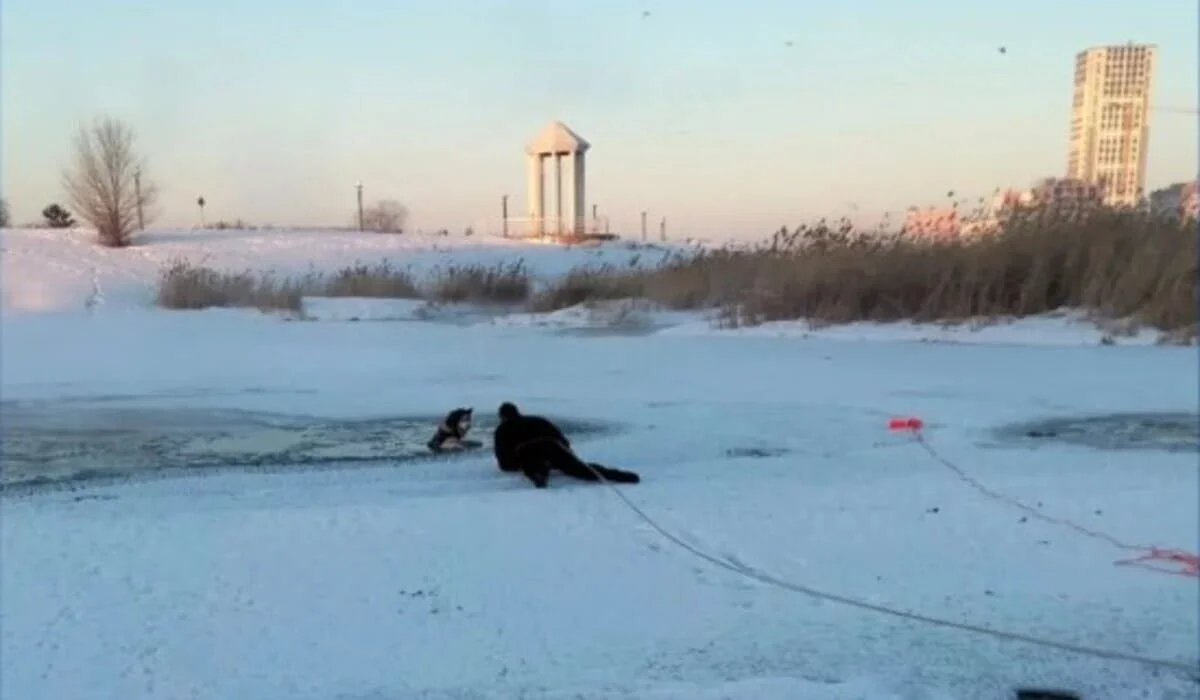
left=2, top=0, right=1197, bottom=238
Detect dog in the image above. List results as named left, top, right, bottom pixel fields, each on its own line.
left=427, top=407, right=482, bottom=453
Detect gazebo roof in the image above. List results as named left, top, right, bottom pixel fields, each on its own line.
left=525, top=120, right=590, bottom=155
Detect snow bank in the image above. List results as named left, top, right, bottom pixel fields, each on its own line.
left=491, top=299, right=703, bottom=333
left=0, top=227, right=670, bottom=315
left=520, top=674, right=919, bottom=699
left=299, top=296, right=431, bottom=322
left=661, top=311, right=1168, bottom=346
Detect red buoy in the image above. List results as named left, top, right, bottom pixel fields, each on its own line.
left=888, top=416, right=924, bottom=432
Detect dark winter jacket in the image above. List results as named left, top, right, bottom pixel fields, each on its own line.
left=493, top=405, right=570, bottom=473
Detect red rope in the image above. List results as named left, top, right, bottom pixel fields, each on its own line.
left=891, top=421, right=1199, bottom=578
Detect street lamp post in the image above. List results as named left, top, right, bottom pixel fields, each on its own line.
left=355, top=182, right=365, bottom=231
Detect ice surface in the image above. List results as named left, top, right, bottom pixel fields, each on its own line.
left=1, top=227, right=1197, bottom=700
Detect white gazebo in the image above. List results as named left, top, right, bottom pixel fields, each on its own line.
left=525, top=121, right=590, bottom=237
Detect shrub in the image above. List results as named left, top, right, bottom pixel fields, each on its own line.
left=42, top=203, right=76, bottom=228
left=359, top=199, right=408, bottom=234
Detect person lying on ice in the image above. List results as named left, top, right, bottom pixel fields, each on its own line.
left=492, top=401, right=640, bottom=489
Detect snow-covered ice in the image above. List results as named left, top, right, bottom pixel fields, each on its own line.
left=1, top=227, right=1197, bottom=699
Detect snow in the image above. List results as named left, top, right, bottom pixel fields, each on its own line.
left=2, top=227, right=1198, bottom=700
left=299, top=296, right=1167, bottom=347
left=0, top=227, right=676, bottom=315
left=299, top=296, right=433, bottom=322
left=660, top=312, right=1168, bottom=346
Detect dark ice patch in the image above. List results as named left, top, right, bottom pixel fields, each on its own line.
left=725, top=446, right=790, bottom=459
left=0, top=402, right=614, bottom=496
left=992, top=412, right=1198, bottom=453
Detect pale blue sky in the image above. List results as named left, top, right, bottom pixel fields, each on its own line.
left=2, top=0, right=1197, bottom=237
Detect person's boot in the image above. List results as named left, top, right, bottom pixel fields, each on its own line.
left=591, top=464, right=640, bottom=484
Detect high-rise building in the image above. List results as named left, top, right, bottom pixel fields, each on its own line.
left=1066, top=43, right=1156, bottom=208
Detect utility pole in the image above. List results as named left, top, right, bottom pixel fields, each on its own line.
left=133, top=169, right=145, bottom=231
left=355, top=182, right=364, bottom=231
left=640, top=211, right=647, bottom=242
left=501, top=194, right=509, bottom=238
left=659, top=216, right=666, bottom=242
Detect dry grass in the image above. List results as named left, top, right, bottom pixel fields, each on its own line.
left=156, top=260, right=310, bottom=311
left=529, top=207, right=1195, bottom=334
left=157, top=259, right=532, bottom=311
left=322, top=261, right=422, bottom=299
left=425, top=261, right=531, bottom=304
left=526, top=264, right=646, bottom=312
left=155, top=206, right=1196, bottom=336
left=155, top=259, right=422, bottom=312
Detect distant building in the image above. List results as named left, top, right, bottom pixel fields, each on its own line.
left=1028, top=177, right=1106, bottom=211
left=1149, top=181, right=1199, bottom=220
left=952, top=188, right=1031, bottom=236
left=902, top=206, right=961, bottom=238
left=1066, top=43, right=1156, bottom=208
left=967, top=180, right=1104, bottom=233
left=906, top=178, right=1112, bottom=240
left=992, top=188, right=1032, bottom=211
left=986, top=188, right=1035, bottom=218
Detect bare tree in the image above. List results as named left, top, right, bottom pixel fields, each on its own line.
left=0, top=198, right=9, bottom=228
left=62, top=117, right=158, bottom=247
left=360, top=199, right=408, bottom=234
